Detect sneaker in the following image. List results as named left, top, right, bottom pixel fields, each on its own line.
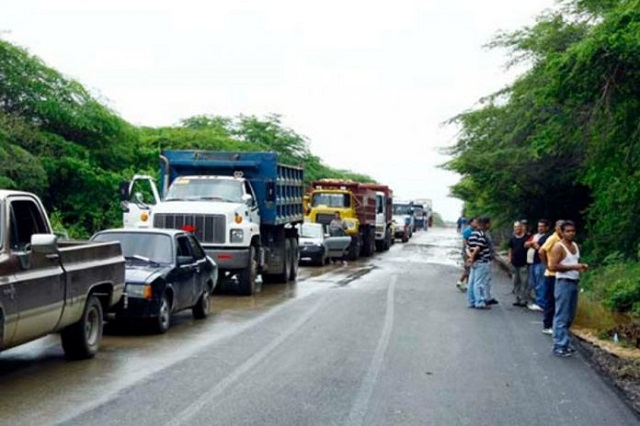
left=566, top=346, right=577, bottom=354
left=527, top=303, right=543, bottom=312
left=486, top=299, right=498, bottom=305
left=475, top=305, right=491, bottom=310
left=542, top=328, right=553, bottom=335
left=553, top=348, right=573, bottom=358
left=460, top=285, right=468, bottom=293
left=342, top=260, right=348, bottom=266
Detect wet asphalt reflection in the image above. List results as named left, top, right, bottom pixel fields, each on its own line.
left=0, top=229, right=458, bottom=425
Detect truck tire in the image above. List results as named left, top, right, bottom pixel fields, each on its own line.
left=238, top=246, right=257, bottom=296
left=192, top=290, right=210, bottom=319
left=289, top=238, right=299, bottom=280
left=262, top=240, right=291, bottom=283
left=361, top=230, right=374, bottom=257
left=348, top=237, right=360, bottom=260
left=61, top=295, right=103, bottom=360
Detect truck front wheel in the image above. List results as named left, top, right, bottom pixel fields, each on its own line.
left=61, top=295, right=103, bottom=360
left=238, top=246, right=257, bottom=296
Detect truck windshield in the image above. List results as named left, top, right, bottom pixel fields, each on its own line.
left=393, top=204, right=412, bottom=215
left=92, top=232, right=173, bottom=264
left=311, top=193, right=350, bottom=208
left=165, top=179, right=244, bottom=202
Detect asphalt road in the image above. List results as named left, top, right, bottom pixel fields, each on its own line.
left=0, top=228, right=637, bottom=425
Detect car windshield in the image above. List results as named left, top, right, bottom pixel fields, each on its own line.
left=165, top=178, right=244, bottom=202
left=300, top=224, right=324, bottom=239
left=311, top=193, right=349, bottom=208
left=92, top=232, right=173, bottom=264
left=393, top=204, right=412, bottom=215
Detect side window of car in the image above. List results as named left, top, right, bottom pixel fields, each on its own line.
left=9, top=199, right=48, bottom=252
left=187, top=235, right=205, bottom=260
left=176, top=236, right=193, bottom=260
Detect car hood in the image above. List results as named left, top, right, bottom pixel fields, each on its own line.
left=125, top=264, right=172, bottom=284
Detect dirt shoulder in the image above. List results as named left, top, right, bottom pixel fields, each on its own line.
left=573, top=327, right=640, bottom=415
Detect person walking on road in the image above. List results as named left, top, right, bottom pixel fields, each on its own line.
left=508, top=221, right=529, bottom=307
left=457, top=217, right=477, bottom=292
left=549, top=221, right=588, bottom=357
left=466, top=216, right=492, bottom=310
left=525, top=219, right=550, bottom=312
left=538, top=220, right=565, bottom=335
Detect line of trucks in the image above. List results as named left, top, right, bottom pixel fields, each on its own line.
left=0, top=149, right=432, bottom=360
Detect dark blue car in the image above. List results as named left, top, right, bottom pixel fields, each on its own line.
left=91, top=228, right=218, bottom=333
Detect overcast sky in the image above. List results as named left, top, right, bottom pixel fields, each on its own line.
left=2, top=0, right=555, bottom=220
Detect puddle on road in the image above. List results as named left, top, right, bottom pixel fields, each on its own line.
left=386, top=228, right=464, bottom=268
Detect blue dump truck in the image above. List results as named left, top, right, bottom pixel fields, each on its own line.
left=121, top=150, right=304, bottom=296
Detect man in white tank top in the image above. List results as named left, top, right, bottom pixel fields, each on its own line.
left=549, top=221, right=589, bottom=357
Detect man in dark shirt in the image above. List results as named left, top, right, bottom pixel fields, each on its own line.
left=508, top=221, right=529, bottom=307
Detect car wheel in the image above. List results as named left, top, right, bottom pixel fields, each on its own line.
left=192, top=290, right=210, bottom=320
left=61, top=295, right=103, bottom=360
left=153, top=293, right=171, bottom=334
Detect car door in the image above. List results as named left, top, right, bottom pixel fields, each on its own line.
left=187, top=235, right=210, bottom=294
left=0, top=272, right=18, bottom=349
left=8, top=197, right=65, bottom=346
left=175, top=235, right=197, bottom=309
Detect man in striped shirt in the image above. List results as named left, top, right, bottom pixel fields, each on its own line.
left=466, top=216, right=493, bottom=309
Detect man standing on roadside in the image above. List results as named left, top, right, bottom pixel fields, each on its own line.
left=539, top=220, right=564, bottom=335
left=466, top=216, right=492, bottom=310
left=549, top=221, right=588, bottom=357
left=457, top=217, right=477, bottom=292
left=525, top=219, right=550, bottom=312
left=508, top=221, right=529, bottom=307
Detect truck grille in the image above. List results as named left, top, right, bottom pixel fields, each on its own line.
left=315, top=213, right=335, bottom=225
left=153, top=214, right=226, bottom=244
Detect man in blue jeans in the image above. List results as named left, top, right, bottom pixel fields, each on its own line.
left=525, top=219, right=550, bottom=311
left=549, top=221, right=589, bottom=357
left=466, top=216, right=492, bottom=310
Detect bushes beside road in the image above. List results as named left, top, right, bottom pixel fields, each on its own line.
left=445, top=1, right=640, bottom=325
left=0, top=39, right=373, bottom=238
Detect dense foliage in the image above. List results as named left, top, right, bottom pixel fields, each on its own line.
left=0, top=39, right=373, bottom=238
left=446, top=0, right=640, bottom=315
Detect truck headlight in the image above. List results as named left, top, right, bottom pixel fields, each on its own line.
left=230, top=229, right=244, bottom=243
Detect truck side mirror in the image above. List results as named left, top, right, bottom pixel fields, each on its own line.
left=119, top=181, right=130, bottom=201
left=31, top=234, right=58, bottom=255
left=134, top=192, right=145, bottom=204
left=242, top=194, right=253, bottom=206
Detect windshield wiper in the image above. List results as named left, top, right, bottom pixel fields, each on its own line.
left=125, top=255, right=160, bottom=266
left=196, top=196, right=236, bottom=202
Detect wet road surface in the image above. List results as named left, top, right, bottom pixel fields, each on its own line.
left=0, top=228, right=638, bottom=425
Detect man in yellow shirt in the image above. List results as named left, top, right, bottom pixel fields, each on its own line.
left=538, top=220, right=564, bottom=335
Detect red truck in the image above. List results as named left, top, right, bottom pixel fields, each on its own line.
left=360, top=184, right=394, bottom=252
